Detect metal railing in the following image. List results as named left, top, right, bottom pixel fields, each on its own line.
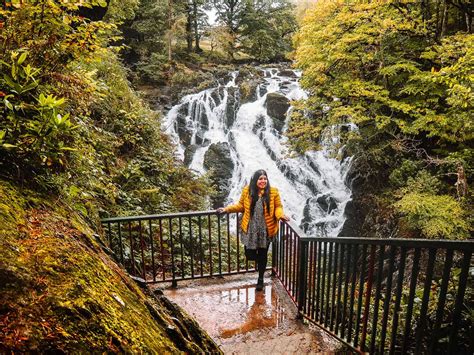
left=101, top=211, right=264, bottom=286
left=101, top=212, right=473, bottom=353
left=273, top=220, right=474, bottom=354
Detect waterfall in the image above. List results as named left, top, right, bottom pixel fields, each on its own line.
left=163, top=67, right=353, bottom=237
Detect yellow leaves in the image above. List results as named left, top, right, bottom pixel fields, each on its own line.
left=395, top=192, right=470, bottom=239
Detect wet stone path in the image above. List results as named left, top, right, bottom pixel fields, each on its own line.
left=159, top=272, right=341, bottom=354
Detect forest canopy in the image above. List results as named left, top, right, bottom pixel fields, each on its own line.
left=290, top=0, right=473, bottom=239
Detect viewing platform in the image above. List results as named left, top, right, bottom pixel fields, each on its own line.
left=160, top=272, right=341, bottom=353
left=102, top=210, right=474, bottom=354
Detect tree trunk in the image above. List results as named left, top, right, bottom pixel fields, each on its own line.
left=168, top=0, right=172, bottom=61
left=193, top=1, right=201, bottom=52
left=441, top=1, right=448, bottom=38
left=186, top=5, right=193, bottom=53
left=435, top=0, right=442, bottom=39
left=466, top=12, right=472, bottom=33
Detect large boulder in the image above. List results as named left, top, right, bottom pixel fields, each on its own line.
left=239, top=79, right=259, bottom=104
left=339, top=199, right=363, bottom=238
left=265, top=93, right=290, bottom=132
left=278, top=69, right=298, bottom=78
left=203, top=143, right=234, bottom=208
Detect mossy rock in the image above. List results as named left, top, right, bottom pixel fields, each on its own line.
left=0, top=181, right=221, bottom=353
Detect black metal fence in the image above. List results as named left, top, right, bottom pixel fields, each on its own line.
left=101, top=212, right=473, bottom=353
left=272, top=221, right=474, bottom=354
left=101, top=211, right=263, bottom=286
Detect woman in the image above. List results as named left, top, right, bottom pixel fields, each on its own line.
left=217, top=169, right=290, bottom=291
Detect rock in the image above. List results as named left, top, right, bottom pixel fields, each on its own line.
left=265, top=93, right=290, bottom=133
left=316, top=194, right=338, bottom=214
left=278, top=162, right=298, bottom=181
left=227, top=131, right=237, bottom=150
left=184, top=145, right=198, bottom=166
left=199, top=109, right=209, bottom=129
left=278, top=69, right=298, bottom=78
left=176, top=104, right=193, bottom=146
left=210, top=87, right=224, bottom=106
left=338, top=199, right=361, bottom=238
left=252, top=114, right=266, bottom=133
left=239, top=79, right=259, bottom=104
left=176, top=124, right=193, bottom=146
left=305, top=179, right=319, bottom=195
left=130, top=275, right=147, bottom=289
left=225, top=87, right=240, bottom=128
left=203, top=143, right=234, bottom=208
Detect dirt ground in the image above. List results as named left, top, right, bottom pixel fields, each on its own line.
left=156, top=272, right=344, bottom=354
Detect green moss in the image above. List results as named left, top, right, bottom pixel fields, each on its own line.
left=0, top=181, right=220, bottom=353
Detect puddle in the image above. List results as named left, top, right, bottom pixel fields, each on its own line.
left=217, top=283, right=286, bottom=338
left=161, top=273, right=342, bottom=353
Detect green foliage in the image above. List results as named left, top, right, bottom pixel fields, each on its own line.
left=393, top=170, right=470, bottom=239
left=212, top=0, right=297, bottom=61
left=105, top=0, right=140, bottom=22
left=0, top=1, right=115, bottom=77
left=395, top=192, right=470, bottom=239
left=0, top=1, right=113, bottom=178
left=291, top=0, right=474, bottom=239
left=70, top=50, right=212, bottom=216
left=389, top=160, right=420, bottom=188
left=399, top=170, right=442, bottom=195
left=0, top=1, right=211, bottom=220
left=239, top=0, right=297, bottom=61
left=0, top=51, right=76, bottom=171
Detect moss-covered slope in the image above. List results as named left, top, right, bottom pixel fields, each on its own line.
left=0, top=181, right=221, bottom=353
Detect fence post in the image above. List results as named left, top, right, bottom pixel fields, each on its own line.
left=297, top=239, right=309, bottom=319
left=272, top=222, right=282, bottom=277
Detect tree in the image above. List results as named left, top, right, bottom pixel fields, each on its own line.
left=184, top=0, right=209, bottom=53
left=212, top=0, right=296, bottom=60
left=120, top=0, right=188, bottom=82
left=213, top=0, right=246, bottom=58
left=240, top=0, right=296, bottom=61
left=291, top=0, right=473, bottom=239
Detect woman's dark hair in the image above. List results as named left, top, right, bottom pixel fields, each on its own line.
left=249, top=169, right=270, bottom=216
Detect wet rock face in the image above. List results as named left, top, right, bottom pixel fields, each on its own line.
left=239, top=79, right=259, bottom=104
left=316, top=194, right=338, bottom=214
left=278, top=69, right=298, bottom=78
left=225, top=87, right=240, bottom=128
left=265, top=93, right=290, bottom=132
left=184, top=145, right=198, bottom=166
left=176, top=104, right=192, bottom=146
left=252, top=114, right=266, bottom=133
left=203, top=143, right=234, bottom=208
left=210, top=87, right=224, bottom=107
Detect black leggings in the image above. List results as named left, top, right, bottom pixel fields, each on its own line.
left=245, top=246, right=269, bottom=280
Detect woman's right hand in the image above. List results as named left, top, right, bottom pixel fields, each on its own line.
left=216, top=207, right=225, bottom=214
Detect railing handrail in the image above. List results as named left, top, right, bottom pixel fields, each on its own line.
left=101, top=214, right=474, bottom=250
left=101, top=211, right=474, bottom=353
left=101, top=210, right=219, bottom=223
left=299, top=235, right=474, bottom=250
left=279, top=220, right=474, bottom=250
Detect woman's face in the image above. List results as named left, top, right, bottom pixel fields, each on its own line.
left=257, top=175, right=267, bottom=190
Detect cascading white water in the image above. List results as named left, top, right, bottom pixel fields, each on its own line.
left=163, top=67, right=353, bottom=237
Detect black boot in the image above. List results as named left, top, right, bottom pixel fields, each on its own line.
left=256, top=277, right=264, bottom=291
